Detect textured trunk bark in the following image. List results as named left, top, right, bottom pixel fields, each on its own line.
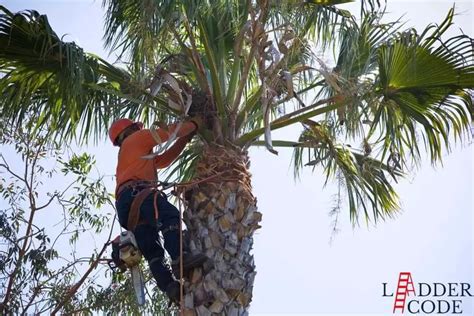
left=181, top=145, right=262, bottom=316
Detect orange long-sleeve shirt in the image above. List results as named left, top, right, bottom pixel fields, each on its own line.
left=115, top=122, right=196, bottom=191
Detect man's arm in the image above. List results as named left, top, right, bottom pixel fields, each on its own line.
left=150, top=121, right=197, bottom=144
left=127, top=121, right=198, bottom=155
left=154, top=133, right=194, bottom=169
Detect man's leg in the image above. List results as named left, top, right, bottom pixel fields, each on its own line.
left=117, top=188, right=179, bottom=302
left=155, top=194, right=180, bottom=260
left=155, top=194, right=207, bottom=276
left=133, top=224, right=175, bottom=292
left=134, top=192, right=180, bottom=302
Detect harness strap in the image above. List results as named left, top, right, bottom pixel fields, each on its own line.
left=116, top=180, right=154, bottom=198
left=153, top=190, right=159, bottom=222
left=128, top=187, right=159, bottom=231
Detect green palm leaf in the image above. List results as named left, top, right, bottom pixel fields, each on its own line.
left=0, top=6, right=180, bottom=142
left=247, top=7, right=473, bottom=223
left=0, top=7, right=124, bottom=141
left=290, top=119, right=403, bottom=223
left=372, top=8, right=473, bottom=163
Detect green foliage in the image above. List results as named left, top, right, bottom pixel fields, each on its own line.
left=290, top=8, right=473, bottom=223
left=60, top=153, right=94, bottom=176
left=0, top=124, right=118, bottom=314
left=374, top=11, right=473, bottom=164
left=292, top=120, right=403, bottom=223
left=0, top=6, right=144, bottom=143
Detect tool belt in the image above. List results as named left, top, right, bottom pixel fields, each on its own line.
left=116, top=180, right=161, bottom=231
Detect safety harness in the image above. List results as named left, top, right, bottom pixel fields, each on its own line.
left=108, top=180, right=173, bottom=306
left=110, top=180, right=177, bottom=270
left=115, top=180, right=164, bottom=231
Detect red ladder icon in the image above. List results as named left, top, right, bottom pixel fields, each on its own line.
left=393, top=272, right=415, bottom=313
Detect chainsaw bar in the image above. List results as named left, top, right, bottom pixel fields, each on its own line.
left=130, top=265, right=146, bottom=306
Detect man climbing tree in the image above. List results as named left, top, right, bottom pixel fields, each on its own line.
left=110, top=117, right=207, bottom=304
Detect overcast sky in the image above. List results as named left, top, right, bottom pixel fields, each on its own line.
left=1, top=0, right=473, bottom=315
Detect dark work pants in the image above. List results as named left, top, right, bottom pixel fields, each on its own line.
left=116, top=186, right=180, bottom=291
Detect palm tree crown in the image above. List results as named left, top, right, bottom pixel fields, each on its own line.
left=0, top=0, right=472, bottom=224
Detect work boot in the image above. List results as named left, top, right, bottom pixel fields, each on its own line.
left=165, top=280, right=181, bottom=306
left=171, top=252, right=208, bottom=279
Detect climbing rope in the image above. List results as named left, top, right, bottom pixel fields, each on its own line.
left=176, top=185, right=184, bottom=316
left=172, top=170, right=240, bottom=194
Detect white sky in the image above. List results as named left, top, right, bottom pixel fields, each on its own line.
left=0, top=0, right=473, bottom=315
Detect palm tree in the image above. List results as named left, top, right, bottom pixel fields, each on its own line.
left=1, top=1, right=472, bottom=314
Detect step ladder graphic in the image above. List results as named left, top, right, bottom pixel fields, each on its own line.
left=393, top=272, right=416, bottom=313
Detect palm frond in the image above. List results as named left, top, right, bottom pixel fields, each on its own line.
left=335, top=10, right=403, bottom=78
left=268, top=1, right=353, bottom=50
left=372, top=7, right=473, bottom=164
left=0, top=7, right=116, bottom=142
left=102, top=0, right=174, bottom=68
left=291, top=120, right=402, bottom=224
left=247, top=6, right=472, bottom=224
left=0, top=7, right=183, bottom=143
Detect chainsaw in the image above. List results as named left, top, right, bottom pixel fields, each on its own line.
left=108, top=231, right=146, bottom=306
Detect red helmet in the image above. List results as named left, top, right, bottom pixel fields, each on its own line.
left=109, top=118, right=143, bottom=146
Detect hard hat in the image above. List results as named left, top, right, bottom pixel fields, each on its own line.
left=109, top=118, right=143, bottom=146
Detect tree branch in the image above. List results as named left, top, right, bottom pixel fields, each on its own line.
left=0, top=155, right=27, bottom=185
left=1, top=140, right=42, bottom=312
left=50, top=217, right=116, bottom=315
left=49, top=242, right=109, bottom=315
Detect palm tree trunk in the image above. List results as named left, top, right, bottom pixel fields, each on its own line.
left=182, top=145, right=262, bottom=315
